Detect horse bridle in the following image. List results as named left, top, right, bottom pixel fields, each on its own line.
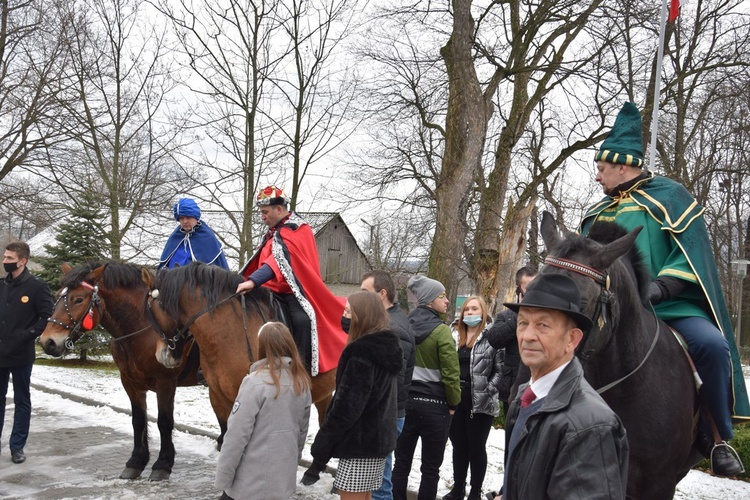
left=148, top=290, right=262, bottom=361
left=47, top=281, right=102, bottom=350
left=543, top=256, right=619, bottom=360
left=543, top=255, right=660, bottom=395
left=48, top=282, right=167, bottom=351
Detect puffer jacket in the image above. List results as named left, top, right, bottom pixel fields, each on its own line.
left=467, top=330, right=503, bottom=417
left=503, top=358, right=629, bottom=500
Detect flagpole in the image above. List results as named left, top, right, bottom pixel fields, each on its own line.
left=648, top=0, right=670, bottom=171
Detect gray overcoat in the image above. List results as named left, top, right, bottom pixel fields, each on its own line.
left=215, top=357, right=312, bottom=499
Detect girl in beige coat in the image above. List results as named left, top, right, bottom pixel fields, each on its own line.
left=215, top=322, right=312, bottom=500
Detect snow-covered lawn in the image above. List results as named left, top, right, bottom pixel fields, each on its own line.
left=15, top=359, right=750, bottom=499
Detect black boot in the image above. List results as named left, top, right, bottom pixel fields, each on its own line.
left=711, top=442, right=745, bottom=477
left=442, top=483, right=465, bottom=500
left=467, top=486, right=482, bottom=500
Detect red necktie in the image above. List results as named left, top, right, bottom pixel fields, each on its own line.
left=521, top=386, right=536, bottom=408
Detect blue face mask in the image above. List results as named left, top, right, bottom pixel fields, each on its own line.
left=462, top=315, right=482, bottom=327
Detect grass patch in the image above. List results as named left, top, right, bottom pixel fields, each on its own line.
left=34, top=357, right=119, bottom=372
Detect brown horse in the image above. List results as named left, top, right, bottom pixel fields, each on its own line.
left=39, top=262, right=202, bottom=481
left=145, top=262, right=336, bottom=448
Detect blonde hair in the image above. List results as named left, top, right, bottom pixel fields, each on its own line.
left=346, top=291, right=390, bottom=344
left=256, top=322, right=311, bottom=398
left=457, top=296, right=489, bottom=348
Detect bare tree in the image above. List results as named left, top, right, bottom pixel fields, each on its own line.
left=36, top=0, right=191, bottom=259
left=0, top=0, right=70, bottom=182
left=156, top=0, right=359, bottom=263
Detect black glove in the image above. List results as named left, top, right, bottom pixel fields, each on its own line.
left=648, top=281, right=665, bottom=305
left=648, top=277, right=689, bottom=305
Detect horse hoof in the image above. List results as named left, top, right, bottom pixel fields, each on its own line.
left=119, top=467, right=143, bottom=479
left=148, top=469, right=171, bottom=481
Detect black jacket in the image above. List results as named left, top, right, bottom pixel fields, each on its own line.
left=388, top=304, right=415, bottom=417
left=485, top=308, right=522, bottom=403
left=503, top=358, right=629, bottom=499
left=0, top=268, right=54, bottom=367
left=311, top=330, right=403, bottom=461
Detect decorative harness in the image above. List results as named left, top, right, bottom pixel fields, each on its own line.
left=543, top=256, right=661, bottom=395
left=47, top=281, right=168, bottom=351
left=47, top=282, right=102, bottom=351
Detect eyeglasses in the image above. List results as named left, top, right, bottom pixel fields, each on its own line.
left=436, top=293, right=447, bottom=299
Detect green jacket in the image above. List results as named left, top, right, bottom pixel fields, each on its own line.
left=580, top=172, right=750, bottom=417
left=408, top=306, right=461, bottom=407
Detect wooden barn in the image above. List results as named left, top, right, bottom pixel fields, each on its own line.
left=302, top=212, right=372, bottom=285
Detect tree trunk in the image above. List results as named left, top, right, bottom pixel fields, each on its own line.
left=488, top=196, right=537, bottom=314
left=430, top=0, right=491, bottom=313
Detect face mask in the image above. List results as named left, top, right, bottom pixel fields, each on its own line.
left=341, top=316, right=351, bottom=333
left=3, top=262, right=19, bottom=274
left=462, top=315, right=482, bottom=327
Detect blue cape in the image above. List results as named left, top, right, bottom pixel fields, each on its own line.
left=158, top=221, right=229, bottom=270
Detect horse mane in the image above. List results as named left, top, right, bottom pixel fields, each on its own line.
left=61, top=261, right=151, bottom=290
left=587, top=221, right=651, bottom=302
left=156, top=262, right=268, bottom=318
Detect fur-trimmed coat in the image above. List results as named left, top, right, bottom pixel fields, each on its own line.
left=311, top=330, right=403, bottom=462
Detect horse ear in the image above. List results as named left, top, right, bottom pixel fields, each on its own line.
left=594, top=226, right=644, bottom=269
left=89, top=264, right=108, bottom=284
left=61, top=263, right=73, bottom=275
left=141, top=267, right=155, bottom=289
left=540, top=211, right=564, bottom=250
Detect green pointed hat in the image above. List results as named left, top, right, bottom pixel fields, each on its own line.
left=594, top=102, right=644, bottom=168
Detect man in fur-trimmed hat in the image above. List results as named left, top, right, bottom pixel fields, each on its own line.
left=580, top=102, right=748, bottom=476
left=237, top=186, right=346, bottom=377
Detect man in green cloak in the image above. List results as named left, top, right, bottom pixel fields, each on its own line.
left=580, top=102, right=749, bottom=477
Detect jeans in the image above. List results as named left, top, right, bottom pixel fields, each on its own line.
left=449, top=388, right=494, bottom=490
left=0, top=364, right=33, bottom=452
left=372, top=416, right=405, bottom=500
left=668, top=316, right=733, bottom=439
left=392, top=400, right=452, bottom=500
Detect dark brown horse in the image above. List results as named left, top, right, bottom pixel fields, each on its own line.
left=145, top=262, right=336, bottom=444
left=539, top=212, right=701, bottom=499
left=39, top=262, right=201, bottom=481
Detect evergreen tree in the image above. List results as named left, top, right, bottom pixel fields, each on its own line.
left=38, top=192, right=109, bottom=289
left=38, top=192, right=110, bottom=360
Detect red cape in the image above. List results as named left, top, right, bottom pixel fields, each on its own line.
left=241, top=214, right=346, bottom=375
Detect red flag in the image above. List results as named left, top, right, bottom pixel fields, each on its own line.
left=669, top=0, right=682, bottom=22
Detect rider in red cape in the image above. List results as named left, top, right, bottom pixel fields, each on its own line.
left=238, top=186, right=346, bottom=376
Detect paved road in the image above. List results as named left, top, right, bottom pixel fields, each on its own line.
left=0, top=387, right=341, bottom=500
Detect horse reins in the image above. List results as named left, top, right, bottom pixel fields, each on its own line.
left=153, top=290, right=262, bottom=362
left=543, top=255, right=661, bottom=395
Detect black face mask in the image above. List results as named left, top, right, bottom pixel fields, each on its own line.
left=340, top=316, right=351, bottom=334
left=3, top=262, right=19, bottom=274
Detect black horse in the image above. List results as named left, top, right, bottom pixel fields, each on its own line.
left=539, top=212, right=701, bottom=499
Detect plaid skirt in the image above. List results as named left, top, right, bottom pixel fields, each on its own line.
left=333, top=457, right=386, bottom=492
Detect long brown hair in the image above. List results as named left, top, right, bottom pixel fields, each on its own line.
left=457, top=296, right=489, bottom=348
left=256, top=322, right=311, bottom=398
left=346, top=291, right=390, bottom=344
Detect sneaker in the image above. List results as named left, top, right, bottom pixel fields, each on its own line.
left=711, top=442, right=745, bottom=477
left=11, top=449, right=25, bottom=464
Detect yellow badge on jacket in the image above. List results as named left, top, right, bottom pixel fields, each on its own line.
left=21, top=296, right=29, bottom=303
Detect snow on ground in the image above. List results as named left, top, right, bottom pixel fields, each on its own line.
left=10, top=360, right=750, bottom=499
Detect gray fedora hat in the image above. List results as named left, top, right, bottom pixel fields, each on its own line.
left=503, top=274, right=593, bottom=332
